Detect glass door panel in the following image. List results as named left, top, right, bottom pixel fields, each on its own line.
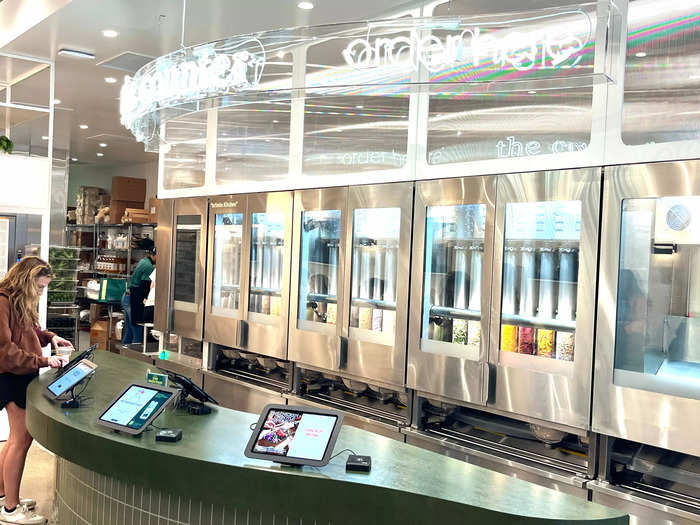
left=248, top=212, right=285, bottom=316
left=614, top=196, right=700, bottom=400
left=212, top=213, right=243, bottom=316
left=499, top=200, right=581, bottom=361
left=349, top=207, right=400, bottom=343
left=298, top=210, right=341, bottom=333
left=421, top=204, right=486, bottom=360
left=174, top=215, right=201, bottom=308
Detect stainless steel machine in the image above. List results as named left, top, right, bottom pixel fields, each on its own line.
left=203, top=191, right=294, bottom=411
left=589, top=160, right=700, bottom=521
left=288, top=182, right=414, bottom=436
left=171, top=197, right=208, bottom=341
left=407, top=176, right=496, bottom=406
left=488, top=168, right=600, bottom=432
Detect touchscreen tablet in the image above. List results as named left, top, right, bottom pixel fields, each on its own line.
left=54, top=344, right=98, bottom=378
left=244, top=404, right=343, bottom=467
left=97, top=383, right=177, bottom=435
left=44, top=359, right=97, bottom=400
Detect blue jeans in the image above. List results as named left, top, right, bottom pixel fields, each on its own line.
left=121, top=292, right=142, bottom=344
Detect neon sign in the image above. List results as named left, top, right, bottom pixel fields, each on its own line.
left=342, top=13, right=590, bottom=72
left=120, top=39, right=265, bottom=143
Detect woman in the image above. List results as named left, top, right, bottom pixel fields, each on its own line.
left=0, top=257, right=71, bottom=525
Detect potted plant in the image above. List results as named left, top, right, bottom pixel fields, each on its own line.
left=0, top=135, right=13, bottom=155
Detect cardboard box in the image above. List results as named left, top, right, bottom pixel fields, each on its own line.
left=111, top=176, right=146, bottom=202
left=109, top=199, right=143, bottom=224
left=123, top=208, right=151, bottom=224
left=89, top=303, right=105, bottom=324
left=90, top=320, right=109, bottom=351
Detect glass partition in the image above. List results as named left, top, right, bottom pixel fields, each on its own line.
left=499, top=200, right=581, bottom=361
left=349, top=208, right=401, bottom=340
left=297, top=210, right=341, bottom=332
left=173, top=216, right=201, bottom=304
left=614, top=196, right=700, bottom=400
left=211, top=213, right=243, bottom=315
left=248, top=212, right=285, bottom=316
left=421, top=204, right=486, bottom=359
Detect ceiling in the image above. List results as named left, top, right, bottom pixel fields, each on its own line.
left=0, top=0, right=415, bottom=168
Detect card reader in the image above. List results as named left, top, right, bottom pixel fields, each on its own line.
left=155, top=429, right=182, bottom=442
left=346, top=455, right=371, bottom=473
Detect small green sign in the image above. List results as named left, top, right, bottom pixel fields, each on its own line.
left=146, top=371, right=168, bottom=387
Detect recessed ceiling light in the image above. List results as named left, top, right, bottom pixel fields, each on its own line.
left=356, top=105, right=364, bottom=109
left=53, top=99, right=61, bottom=105
left=79, top=124, right=88, bottom=129
left=635, top=52, right=647, bottom=58
left=457, top=131, right=462, bottom=136
left=273, top=119, right=280, bottom=123
left=277, top=51, right=285, bottom=59
left=57, top=49, right=95, bottom=60
left=99, top=143, right=107, bottom=148
left=298, top=1, right=314, bottom=9
left=41, top=136, right=49, bottom=140
left=96, top=152, right=104, bottom=157
left=104, top=77, right=118, bottom=84
left=71, top=158, right=78, bottom=162
left=102, top=29, right=119, bottom=38
left=528, top=90, right=537, bottom=94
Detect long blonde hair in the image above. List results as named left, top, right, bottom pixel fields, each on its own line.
left=0, top=256, right=53, bottom=328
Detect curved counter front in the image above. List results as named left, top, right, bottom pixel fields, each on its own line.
left=27, top=351, right=627, bottom=525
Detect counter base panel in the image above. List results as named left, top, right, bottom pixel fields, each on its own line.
left=202, top=371, right=285, bottom=412
left=53, top=458, right=303, bottom=525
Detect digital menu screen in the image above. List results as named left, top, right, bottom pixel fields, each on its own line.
left=252, top=409, right=339, bottom=461
left=99, top=385, right=173, bottom=431
left=47, top=361, right=93, bottom=397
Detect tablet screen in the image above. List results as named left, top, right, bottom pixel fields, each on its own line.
left=47, top=361, right=94, bottom=397
left=99, top=385, right=173, bottom=431
left=252, top=409, right=339, bottom=461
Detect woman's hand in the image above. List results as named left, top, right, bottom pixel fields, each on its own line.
left=51, top=335, right=74, bottom=352
left=47, top=355, right=66, bottom=368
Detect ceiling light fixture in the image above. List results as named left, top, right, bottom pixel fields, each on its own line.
left=298, top=1, right=314, bottom=9
left=277, top=51, right=285, bottom=59
left=79, top=124, right=89, bottom=129
left=104, top=77, right=118, bottom=84
left=99, top=143, right=107, bottom=147
left=356, top=105, right=364, bottom=109
left=457, top=131, right=462, bottom=136
left=635, top=51, right=647, bottom=58
left=71, top=158, right=78, bottom=162
left=57, top=49, right=95, bottom=60
left=53, top=99, right=61, bottom=105
left=41, top=136, right=49, bottom=140
left=96, top=152, right=104, bottom=157
left=102, top=29, right=119, bottom=38
left=273, top=119, right=280, bottom=123
left=528, top=90, right=537, bottom=94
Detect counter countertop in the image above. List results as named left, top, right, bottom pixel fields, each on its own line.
left=27, top=350, right=627, bottom=525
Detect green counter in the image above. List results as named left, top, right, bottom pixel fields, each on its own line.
left=27, top=351, right=627, bottom=525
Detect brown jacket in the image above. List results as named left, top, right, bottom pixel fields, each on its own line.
left=0, top=291, right=52, bottom=375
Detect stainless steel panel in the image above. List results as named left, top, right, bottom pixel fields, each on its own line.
left=289, top=187, right=348, bottom=371
left=407, top=176, right=496, bottom=405
left=202, top=371, right=285, bottom=413
left=404, top=430, right=588, bottom=499
left=204, top=195, right=248, bottom=347
left=241, top=191, right=293, bottom=360
left=172, top=197, right=208, bottom=341
left=488, top=169, right=601, bottom=430
left=340, top=182, right=414, bottom=388
left=590, top=481, right=700, bottom=525
left=593, top=160, right=700, bottom=457
left=154, top=199, right=174, bottom=333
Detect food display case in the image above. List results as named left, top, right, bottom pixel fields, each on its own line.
left=289, top=182, right=413, bottom=389
left=407, top=176, right=495, bottom=405
left=204, top=192, right=293, bottom=359
left=488, top=169, right=601, bottom=431
left=171, top=198, right=208, bottom=341
left=288, top=187, right=347, bottom=372
left=593, top=160, right=700, bottom=457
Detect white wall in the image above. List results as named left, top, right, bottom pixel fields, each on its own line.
left=67, top=161, right=158, bottom=207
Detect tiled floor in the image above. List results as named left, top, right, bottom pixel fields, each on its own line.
left=0, top=442, right=56, bottom=521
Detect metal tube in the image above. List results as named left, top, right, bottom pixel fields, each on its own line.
left=372, top=241, right=385, bottom=331
left=536, top=247, right=555, bottom=358
left=518, top=247, right=537, bottom=355
left=501, top=246, right=518, bottom=352
left=556, top=247, right=578, bottom=361
left=358, top=240, right=372, bottom=329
